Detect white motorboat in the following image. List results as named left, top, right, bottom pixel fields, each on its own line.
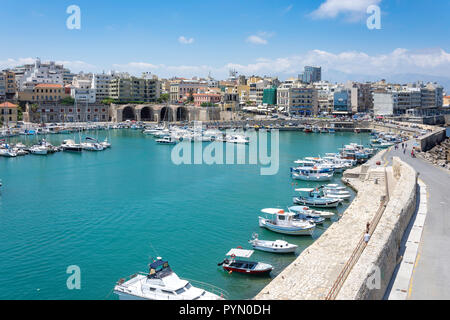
left=226, top=135, right=249, bottom=144
left=288, top=206, right=335, bottom=220
left=248, top=233, right=298, bottom=253
left=100, top=138, right=111, bottom=149
left=114, top=258, right=226, bottom=300
left=61, top=139, right=83, bottom=152
left=293, top=188, right=342, bottom=208
left=29, top=145, right=48, bottom=155
left=292, top=170, right=334, bottom=182
left=323, top=191, right=351, bottom=200
left=156, top=136, right=177, bottom=145
left=258, top=208, right=315, bottom=236
left=0, top=148, right=17, bottom=157
left=81, top=142, right=104, bottom=151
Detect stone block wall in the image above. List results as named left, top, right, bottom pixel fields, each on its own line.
left=337, top=157, right=418, bottom=300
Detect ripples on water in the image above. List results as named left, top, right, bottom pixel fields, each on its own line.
left=0, top=129, right=370, bottom=299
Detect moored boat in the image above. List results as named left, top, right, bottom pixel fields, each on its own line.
left=248, top=233, right=298, bottom=254
left=218, top=248, right=273, bottom=275
left=293, top=188, right=342, bottom=208
left=114, top=258, right=225, bottom=300
left=258, top=208, right=316, bottom=236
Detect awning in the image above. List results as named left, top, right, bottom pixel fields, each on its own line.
left=226, top=249, right=254, bottom=258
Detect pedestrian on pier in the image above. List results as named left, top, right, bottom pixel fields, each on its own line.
left=364, top=232, right=371, bottom=244
left=402, top=142, right=404, bottom=149
left=366, top=222, right=370, bottom=233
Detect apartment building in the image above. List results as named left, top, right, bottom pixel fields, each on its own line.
left=193, top=92, right=221, bottom=107
left=299, top=66, right=321, bottom=84
left=0, top=102, right=18, bottom=124
left=18, top=84, right=69, bottom=103
left=0, top=70, right=17, bottom=101
left=277, top=84, right=318, bottom=115
left=333, top=89, right=352, bottom=115
left=15, top=58, right=65, bottom=91
left=110, top=75, right=160, bottom=103
left=169, top=80, right=207, bottom=103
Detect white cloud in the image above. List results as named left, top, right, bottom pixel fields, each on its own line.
left=246, top=35, right=267, bottom=45
left=282, top=5, right=293, bottom=15
left=4, top=48, right=450, bottom=83
left=311, top=0, right=381, bottom=20
left=178, top=36, right=194, bottom=44
left=109, top=48, right=450, bottom=81
left=246, top=32, right=275, bottom=45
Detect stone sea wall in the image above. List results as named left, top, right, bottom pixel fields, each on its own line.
left=254, top=155, right=417, bottom=300
left=417, top=127, right=447, bottom=152
left=254, top=170, right=386, bottom=300
left=336, top=157, right=418, bottom=299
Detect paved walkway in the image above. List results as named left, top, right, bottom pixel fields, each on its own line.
left=383, top=142, right=450, bottom=299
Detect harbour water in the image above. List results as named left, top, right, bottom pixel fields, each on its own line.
left=0, top=129, right=371, bottom=300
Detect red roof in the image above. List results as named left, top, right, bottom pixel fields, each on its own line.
left=35, top=84, right=63, bottom=88
left=0, top=102, right=18, bottom=108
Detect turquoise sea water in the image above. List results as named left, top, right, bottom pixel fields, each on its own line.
left=0, top=130, right=371, bottom=300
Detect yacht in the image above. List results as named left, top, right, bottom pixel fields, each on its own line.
left=114, top=258, right=225, bottom=300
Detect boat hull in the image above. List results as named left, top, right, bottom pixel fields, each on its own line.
left=251, top=244, right=297, bottom=254
left=259, top=218, right=315, bottom=236
left=293, top=197, right=341, bottom=208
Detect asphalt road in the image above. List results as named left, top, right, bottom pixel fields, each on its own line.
left=384, top=142, right=450, bottom=299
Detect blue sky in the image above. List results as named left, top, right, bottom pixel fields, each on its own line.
left=0, top=0, right=449, bottom=85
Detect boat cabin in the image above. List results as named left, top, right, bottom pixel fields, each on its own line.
left=261, top=208, right=297, bottom=226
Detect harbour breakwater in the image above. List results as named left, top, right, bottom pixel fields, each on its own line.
left=254, top=153, right=418, bottom=300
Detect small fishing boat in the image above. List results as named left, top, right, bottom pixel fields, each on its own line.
left=288, top=206, right=335, bottom=220
left=293, top=188, right=342, bottom=208
left=258, top=208, right=316, bottom=236
left=291, top=168, right=334, bottom=182
left=304, top=126, right=312, bottom=133
left=114, top=258, right=225, bottom=300
left=248, top=233, right=298, bottom=254
left=323, top=190, right=351, bottom=200
left=218, top=248, right=273, bottom=275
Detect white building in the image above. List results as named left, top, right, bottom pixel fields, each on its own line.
left=373, top=92, right=398, bottom=116
left=16, top=58, right=65, bottom=91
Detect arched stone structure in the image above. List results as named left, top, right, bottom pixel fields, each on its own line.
left=122, top=106, right=136, bottom=121
left=138, top=106, right=154, bottom=121
left=160, top=106, right=174, bottom=122
left=176, top=106, right=188, bottom=121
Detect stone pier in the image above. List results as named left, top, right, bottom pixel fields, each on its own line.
left=254, top=152, right=418, bottom=300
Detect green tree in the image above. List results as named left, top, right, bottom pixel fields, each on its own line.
left=157, top=93, right=169, bottom=103
left=101, top=98, right=115, bottom=105
left=60, top=97, right=75, bottom=105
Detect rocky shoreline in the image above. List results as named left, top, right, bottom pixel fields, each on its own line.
left=418, top=137, right=450, bottom=170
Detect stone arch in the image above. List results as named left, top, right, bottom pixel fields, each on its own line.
left=176, top=106, right=188, bottom=121
left=140, top=106, right=154, bottom=121
left=160, top=106, right=173, bottom=122
left=122, top=106, right=136, bottom=121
